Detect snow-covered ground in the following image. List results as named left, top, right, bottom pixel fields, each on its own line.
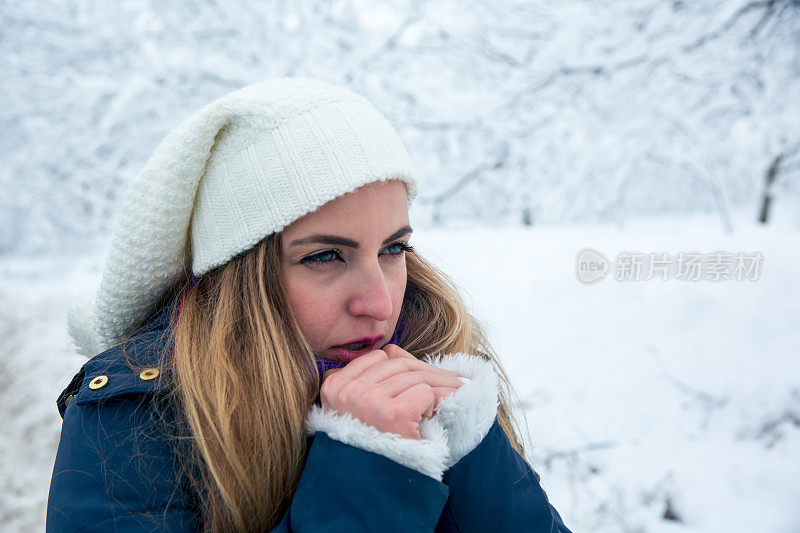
left=1, top=208, right=798, bottom=532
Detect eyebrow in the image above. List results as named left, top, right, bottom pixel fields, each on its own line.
left=289, top=225, right=413, bottom=249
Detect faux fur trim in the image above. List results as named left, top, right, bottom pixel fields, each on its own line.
left=306, top=405, right=449, bottom=481
left=424, top=353, right=499, bottom=469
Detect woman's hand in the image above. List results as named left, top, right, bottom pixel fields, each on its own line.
left=320, top=344, right=462, bottom=440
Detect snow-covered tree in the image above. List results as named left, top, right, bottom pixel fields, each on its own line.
left=1, top=0, right=798, bottom=255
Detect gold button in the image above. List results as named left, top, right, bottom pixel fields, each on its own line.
left=65, top=393, right=75, bottom=405
left=139, top=368, right=160, bottom=381
left=89, top=375, right=108, bottom=390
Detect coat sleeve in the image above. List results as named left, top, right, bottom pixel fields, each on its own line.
left=274, top=431, right=450, bottom=532
left=277, top=400, right=452, bottom=531
left=424, top=353, right=573, bottom=533
left=47, top=393, right=451, bottom=532
left=435, top=418, right=573, bottom=533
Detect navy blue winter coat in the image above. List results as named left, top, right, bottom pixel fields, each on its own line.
left=46, top=303, right=572, bottom=532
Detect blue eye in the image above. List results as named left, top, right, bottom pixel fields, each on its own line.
left=301, top=249, right=344, bottom=266
left=383, top=242, right=414, bottom=257
left=300, top=250, right=344, bottom=266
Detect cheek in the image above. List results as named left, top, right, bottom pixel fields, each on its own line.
left=283, top=276, right=338, bottom=345
left=390, top=260, right=408, bottom=309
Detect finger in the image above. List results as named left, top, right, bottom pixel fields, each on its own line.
left=431, top=386, right=459, bottom=406
left=377, top=370, right=463, bottom=398
left=422, top=402, right=434, bottom=420
left=331, top=349, right=388, bottom=382
left=357, top=358, right=417, bottom=384
left=394, top=382, right=436, bottom=420
left=382, top=343, right=416, bottom=360
left=383, top=344, right=461, bottom=378
left=359, top=356, right=456, bottom=383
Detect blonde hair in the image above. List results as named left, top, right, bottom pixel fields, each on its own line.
left=145, top=233, right=530, bottom=531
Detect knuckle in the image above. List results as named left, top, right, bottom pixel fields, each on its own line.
left=416, top=382, right=433, bottom=395
left=394, top=401, right=417, bottom=420
left=385, top=404, right=406, bottom=425
left=320, top=381, right=342, bottom=408
left=322, top=370, right=343, bottom=389
left=319, top=379, right=336, bottom=399
left=319, top=389, right=333, bottom=407
left=361, top=387, right=383, bottom=406
left=338, top=381, right=360, bottom=405
left=373, top=408, right=395, bottom=430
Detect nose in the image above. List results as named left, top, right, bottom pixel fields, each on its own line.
left=346, top=260, right=393, bottom=322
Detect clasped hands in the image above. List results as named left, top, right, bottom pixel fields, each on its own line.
left=320, top=344, right=463, bottom=440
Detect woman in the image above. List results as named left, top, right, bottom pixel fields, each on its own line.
left=46, top=78, right=572, bottom=532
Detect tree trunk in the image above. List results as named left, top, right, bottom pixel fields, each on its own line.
left=758, top=154, right=783, bottom=224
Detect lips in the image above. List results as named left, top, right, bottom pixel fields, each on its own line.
left=328, top=335, right=385, bottom=363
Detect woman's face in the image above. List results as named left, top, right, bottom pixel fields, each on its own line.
left=280, top=180, right=411, bottom=363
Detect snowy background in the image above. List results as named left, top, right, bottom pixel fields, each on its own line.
left=1, top=0, right=799, bottom=531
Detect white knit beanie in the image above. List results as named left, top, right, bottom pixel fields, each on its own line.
left=67, top=77, right=418, bottom=357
